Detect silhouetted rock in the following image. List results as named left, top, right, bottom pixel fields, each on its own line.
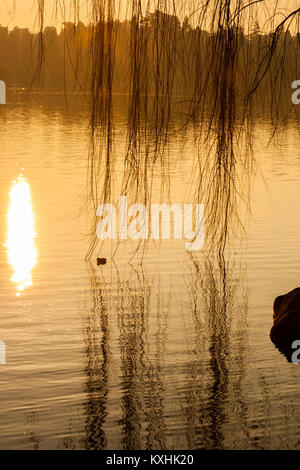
left=270, top=287, right=300, bottom=362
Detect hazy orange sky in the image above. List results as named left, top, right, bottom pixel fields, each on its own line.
left=0, top=0, right=298, bottom=31
left=0, top=0, right=89, bottom=30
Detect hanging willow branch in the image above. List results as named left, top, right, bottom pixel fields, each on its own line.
left=33, top=1, right=300, bottom=257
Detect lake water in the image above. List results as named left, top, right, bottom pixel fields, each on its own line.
left=0, top=92, right=300, bottom=450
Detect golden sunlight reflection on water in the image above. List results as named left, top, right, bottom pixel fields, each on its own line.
left=6, top=175, right=37, bottom=296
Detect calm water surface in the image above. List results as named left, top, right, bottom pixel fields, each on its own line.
left=0, top=92, right=300, bottom=450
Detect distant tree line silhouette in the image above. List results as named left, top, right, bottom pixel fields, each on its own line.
left=0, top=12, right=299, bottom=114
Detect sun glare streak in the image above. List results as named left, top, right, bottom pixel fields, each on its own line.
left=7, top=176, right=37, bottom=295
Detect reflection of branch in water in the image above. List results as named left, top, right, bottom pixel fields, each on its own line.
left=115, top=264, right=167, bottom=450
left=205, top=255, right=230, bottom=449
left=23, top=412, right=41, bottom=450
left=228, top=288, right=250, bottom=449
left=144, top=283, right=168, bottom=450
left=83, top=261, right=168, bottom=449
left=116, top=266, right=149, bottom=449
left=182, top=253, right=248, bottom=449
left=82, top=262, right=110, bottom=450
